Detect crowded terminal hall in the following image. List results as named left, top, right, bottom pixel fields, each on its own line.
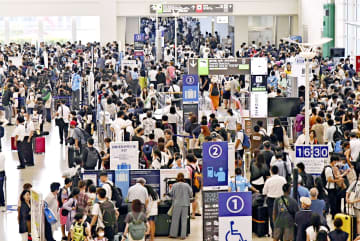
left=2, top=1, right=360, bottom=241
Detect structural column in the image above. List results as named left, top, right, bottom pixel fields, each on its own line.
left=234, top=16, right=249, bottom=53
left=99, top=0, right=117, bottom=44
left=117, top=16, right=127, bottom=51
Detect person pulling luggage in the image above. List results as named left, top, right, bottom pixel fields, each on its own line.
left=23, top=113, right=35, bottom=166
left=13, top=116, right=26, bottom=169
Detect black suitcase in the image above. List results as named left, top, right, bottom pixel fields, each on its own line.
left=68, top=146, right=80, bottom=168
left=252, top=206, right=269, bottom=237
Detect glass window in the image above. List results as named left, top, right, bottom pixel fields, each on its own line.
left=76, top=16, right=100, bottom=43
left=9, top=17, right=38, bottom=43
left=0, top=17, right=5, bottom=43
left=43, top=16, right=72, bottom=43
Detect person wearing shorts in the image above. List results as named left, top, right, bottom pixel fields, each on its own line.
left=273, top=183, right=299, bottom=241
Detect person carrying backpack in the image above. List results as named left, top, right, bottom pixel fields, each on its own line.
left=99, top=171, right=123, bottom=208
left=90, top=188, right=118, bottom=241
left=81, top=138, right=101, bottom=170
left=122, top=199, right=149, bottom=241
left=70, top=213, right=91, bottom=241
left=70, top=121, right=90, bottom=154
left=186, top=154, right=202, bottom=219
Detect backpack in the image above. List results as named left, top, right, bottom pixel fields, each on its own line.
left=128, top=212, right=146, bottom=240
left=57, top=188, right=65, bottom=208
left=143, top=144, right=153, bottom=160
left=211, top=84, right=219, bottom=96
left=333, top=126, right=343, bottom=143
left=187, top=164, right=203, bottom=193
left=106, top=182, right=123, bottom=208
left=79, top=127, right=91, bottom=143
left=0, top=126, right=4, bottom=138
left=84, top=147, right=100, bottom=169
left=240, top=131, right=250, bottom=149
left=99, top=200, right=116, bottom=228
left=63, top=71, right=71, bottom=83
left=320, top=165, right=333, bottom=188
left=334, top=140, right=343, bottom=153
left=72, top=221, right=86, bottom=241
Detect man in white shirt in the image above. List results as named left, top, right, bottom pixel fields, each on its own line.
left=44, top=182, right=60, bottom=241
left=263, top=165, right=287, bottom=233
left=99, top=172, right=113, bottom=201
left=0, top=151, right=5, bottom=211
left=350, top=132, right=360, bottom=162
left=14, top=116, right=26, bottom=169
left=235, top=122, right=245, bottom=167
left=127, top=178, right=149, bottom=207
left=110, top=111, right=132, bottom=142
left=56, top=100, right=70, bottom=144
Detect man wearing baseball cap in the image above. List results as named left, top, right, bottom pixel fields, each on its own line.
left=69, top=120, right=88, bottom=152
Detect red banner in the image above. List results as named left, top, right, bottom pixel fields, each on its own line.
left=356, top=56, right=360, bottom=73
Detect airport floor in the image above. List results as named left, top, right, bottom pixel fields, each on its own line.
left=0, top=121, right=273, bottom=241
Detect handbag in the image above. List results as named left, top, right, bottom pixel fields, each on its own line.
left=44, top=202, right=57, bottom=224
left=167, top=205, right=174, bottom=216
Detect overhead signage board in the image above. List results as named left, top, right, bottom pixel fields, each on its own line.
left=295, top=145, right=329, bottom=174
left=203, top=142, right=228, bottom=187
left=218, top=192, right=252, bottom=241
left=251, top=75, right=267, bottom=92
left=251, top=57, right=268, bottom=75
left=134, top=34, right=145, bottom=56
left=188, top=58, right=251, bottom=76
left=150, top=4, right=233, bottom=14
left=182, top=74, right=199, bottom=102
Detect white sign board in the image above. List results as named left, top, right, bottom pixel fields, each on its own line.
left=295, top=145, right=329, bottom=174
left=228, top=143, right=235, bottom=178
left=159, top=169, right=189, bottom=198
left=110, top=142, right=139, bottom=169
left=121, top=60, right=138, bottom=70
left=250, top=92, right=268, bottom=118
left=251, top=57, right=268, bottom=75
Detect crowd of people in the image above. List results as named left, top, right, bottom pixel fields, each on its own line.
left=0, top=15, right=360, bottom=241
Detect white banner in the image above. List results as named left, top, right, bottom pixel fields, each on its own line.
left=250, top=92, right=268, bottom=118
left=110, top=141, right=139, bottom=170
left=121, top=60, right=137, bottom=70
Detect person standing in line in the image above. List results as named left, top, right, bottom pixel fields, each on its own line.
left=273, top=183, right=299, bottom=241
left=263, top=165, right=287, bottom=235
left=168, top=173, right=193, bottom=240
left=71, top=68, right=82, bottom=110
left=56, top=100, right=70, bottom=144
left=2, top=84, right=13, bottom=125
left=14, top=116, right=26, bottom=169
left=0, top=150, right=5, bottom=211
left=19, top=190, right=31, bottom=241
left=44, top=182, right=61, bottom=241
left=23, top=113, right=35, bottom=167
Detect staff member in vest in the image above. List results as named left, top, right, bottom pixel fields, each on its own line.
left=23, top=113, right=35, bottom=167
left=168, top=172, right=193, bottom=240
left=14, top=116, right=26, bottom=169
left=56, top=100, right=70, bottom=144
left=228, top=167, right=259, bottom=192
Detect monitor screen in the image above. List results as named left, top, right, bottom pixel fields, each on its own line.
left=268, top=98, right=301, bottom=117
left=330, top=48, right=345, bottom=58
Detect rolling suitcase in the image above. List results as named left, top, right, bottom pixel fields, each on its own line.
left=334, top=213, right=356, bottom=241
left=11, top=137, right=17, bottom=151
left=252, top=206, right=269, bottom=237
left=34, top=137, right=45, bottom=154
left=67, top=146, right=80, bottom=168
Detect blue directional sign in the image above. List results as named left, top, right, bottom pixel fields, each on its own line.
left=202, top=142, right=228, bottom=187
left=219, top=192, right=252, bottom=241
left=134, top=33, right=145, bottom=42
left=183, top=74, right=199, bottom=102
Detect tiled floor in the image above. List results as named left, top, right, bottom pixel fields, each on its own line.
left=0, top=121, right=271, bottom=241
